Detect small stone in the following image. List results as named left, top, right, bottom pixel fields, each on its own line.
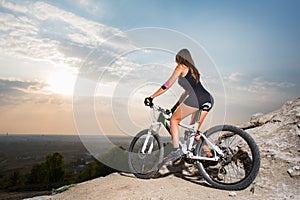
left=287, top=166, right=300, bottom=177
left=250, top=113, right=264, bottom=126
left=293, top=166, right=300, bottom=170
left=297, top=124, right=300, bottom=129
left=296, top=112, right=300, bottom=118
left=285, top=100, right=293, bottom=105
left=251, top=113, right=264, bottom=118
left=271, top=115, right=281, bottom=122
left=229, top=191, right=237, bottom=197
left=250, top=186, right=255, bottom=194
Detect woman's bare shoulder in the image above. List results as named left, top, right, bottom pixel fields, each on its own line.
left=175, top=64, right=188, bottom=76
left=176, top=64, right=187, bottom=71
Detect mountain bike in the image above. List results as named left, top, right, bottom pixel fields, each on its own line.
left=128, top=104, right=260, bottom=190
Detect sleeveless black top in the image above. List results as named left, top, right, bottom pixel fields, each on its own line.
left=178, top=70, right=214, bottom=110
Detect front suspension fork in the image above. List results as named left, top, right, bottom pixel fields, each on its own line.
left=141, top=122, right=161, bottom=154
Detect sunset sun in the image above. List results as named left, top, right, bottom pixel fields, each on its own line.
left=47, top=67, right=77, bottom=96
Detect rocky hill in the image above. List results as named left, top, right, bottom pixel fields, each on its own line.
left=26, top=97, right=300, bottom=200
left=239, top=97, right=300, bottom=199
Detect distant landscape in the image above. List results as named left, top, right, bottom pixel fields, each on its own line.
left=0, top=134, right=132, bottom=174
left=0, top=134, right=134, bottom=199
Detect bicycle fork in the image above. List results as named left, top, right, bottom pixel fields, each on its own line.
left=141, top=122, right=161, bottom=154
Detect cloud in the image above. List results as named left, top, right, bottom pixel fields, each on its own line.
left=0, top=78, right=73, bottom=107
left=78, top=0, right=103, bottom=16
left=234, top=77, right=296, bottom=93
left=252, top=77, right=295, bottom=89
left=225, top=72, right=295, bottom=93
left=0, top=0, right=28, bottom=13
left=0, top=78, right=47, bottom=94
left=227, top=72, right=244, bottom=82
left=0, top=79, right=39, bottom=106
left=0, top=1, right=128, bottom=69
left=0, top=78, right=44, bottom=104
left=222, top=71, right=297, bottom=113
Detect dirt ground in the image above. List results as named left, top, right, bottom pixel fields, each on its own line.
left=48, top=172, right=259, bottom=200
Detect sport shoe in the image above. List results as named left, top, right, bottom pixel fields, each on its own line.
left=163, top=148, right=183, bottom=164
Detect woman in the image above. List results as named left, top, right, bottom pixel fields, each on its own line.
left=144, top=48, right=214, bottom=163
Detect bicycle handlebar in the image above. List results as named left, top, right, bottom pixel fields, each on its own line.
left=152, top=104, right=165, bottom=112
left=147, top=104, right=169, bottom=115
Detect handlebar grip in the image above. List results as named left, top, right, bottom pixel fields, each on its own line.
left=165, top=109, right=172, bottom=115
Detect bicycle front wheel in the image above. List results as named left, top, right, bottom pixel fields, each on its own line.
left=128, top=129, right=164, bottom=179
left=195, top=125, right=260, bottom=190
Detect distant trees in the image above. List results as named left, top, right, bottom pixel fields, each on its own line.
left=0, top=152, right=65, bottom=190
left=0, top=146, right=128, bottom=192
left=100, top=146, right=129, bottom=172
left=76, top=158, right=116, bottom=182
left=76, top=146, right=128, bottom=182
left=28, top=152, right=65, bottom=187
left=0, top=170, right=24, bottom=189
left=44, top=153, right=65, bottom=183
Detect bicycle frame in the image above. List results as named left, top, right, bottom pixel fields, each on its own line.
left=143, top=104, right=224, bottom=162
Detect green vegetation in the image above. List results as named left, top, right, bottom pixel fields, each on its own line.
left=100, top=146, right=130, bottom=172
left=1, top=170, right=25, bottom=190
left=27, top=152, right=65, bottom=187
left=51, top=184, right=77, bottom=195
left=0, top=146, right=128, bottom=192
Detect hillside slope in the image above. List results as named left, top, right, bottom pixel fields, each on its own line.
left=240, top=97, right=300, bottom=199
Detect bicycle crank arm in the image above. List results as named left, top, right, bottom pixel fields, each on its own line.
left=188, top=155, right=219, bottom=161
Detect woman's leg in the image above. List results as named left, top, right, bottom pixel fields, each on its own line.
left=190, top=110, right=200, bottom=124
left=170, top=103, right=198, bottom=148
left=194, top=110, right=212, bottom=157
left=195, top=110, right=209, bottom=141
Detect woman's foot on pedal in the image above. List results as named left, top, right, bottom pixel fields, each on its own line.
left=202, top=145, right=213, bottom=157
left=163, top=148, right=183, bottom=164
left=206, top=150, right=213, bottom=157
left=194, top=131, right=202, bottom=142
left=202, top=149, right=218, bottom=167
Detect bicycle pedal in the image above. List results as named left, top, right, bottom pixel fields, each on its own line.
left=172, top=157, right=183, bottom=165
left=157, top=161, right=165, bottom=169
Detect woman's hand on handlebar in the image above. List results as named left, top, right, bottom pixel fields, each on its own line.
left=166, top=104, right=177, bottom=115
left=165, top=109, right=172, bottom=115
left=144, top=97, right=153, bottom=107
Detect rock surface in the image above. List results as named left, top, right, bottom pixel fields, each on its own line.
left=243, top=97, right=300, bottom=200
left=29, top=97, right=300, bottom=200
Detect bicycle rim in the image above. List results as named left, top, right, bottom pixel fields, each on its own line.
left=195, top=125, right=260, bottom=190
left=128, top=129, right=163, bottom=179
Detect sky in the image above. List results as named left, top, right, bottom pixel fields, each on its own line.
left=0, top=0, right=299, bottom=135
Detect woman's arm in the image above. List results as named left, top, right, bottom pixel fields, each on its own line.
left=169, top=90, right=188, bottom=112
left=150, top=65, right=184, bottom=99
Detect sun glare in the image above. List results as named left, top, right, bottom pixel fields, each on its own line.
left=47, top=67, right=77, bottom=96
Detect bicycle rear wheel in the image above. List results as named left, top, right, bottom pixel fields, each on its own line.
left=195, top=125, right=260, bottom=190
left=128, top=129, right=164, bottom=179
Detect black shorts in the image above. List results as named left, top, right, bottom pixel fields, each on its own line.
left=184, top=94, right=214, bottom=112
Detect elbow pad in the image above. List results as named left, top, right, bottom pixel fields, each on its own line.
left=161, top=81, right=170, bottom=90
left=161, top=85, right=167, bottom=90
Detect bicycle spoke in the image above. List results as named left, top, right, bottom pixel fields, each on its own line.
left=128, top=130, right=163, bottom=177
left=196, top=125, right=259, bottom=189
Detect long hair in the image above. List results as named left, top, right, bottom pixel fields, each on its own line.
left=175, top=49, right=200, bottom=82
